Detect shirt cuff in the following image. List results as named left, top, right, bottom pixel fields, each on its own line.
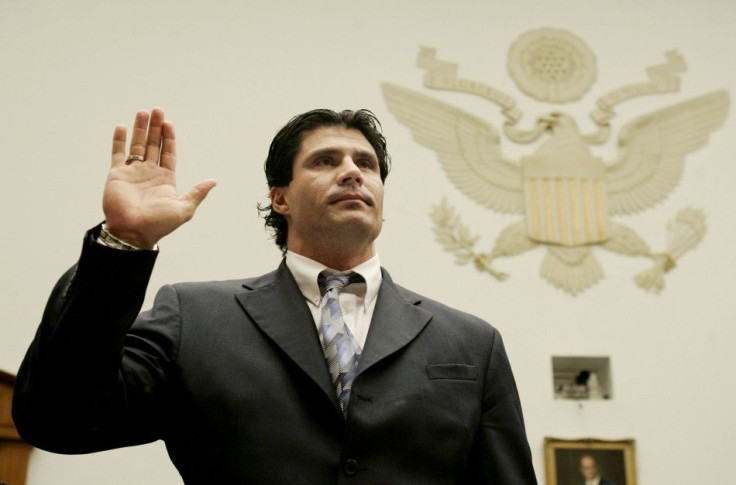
left=97, top=224, right=158, bottom=251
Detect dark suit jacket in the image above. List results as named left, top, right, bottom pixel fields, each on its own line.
left=13, top=226, right=537, bottom=484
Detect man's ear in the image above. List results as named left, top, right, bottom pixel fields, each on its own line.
left=270, top=186, right=289, bottom=215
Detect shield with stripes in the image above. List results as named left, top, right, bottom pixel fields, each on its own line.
left=522, top=152, right=609, bottom=246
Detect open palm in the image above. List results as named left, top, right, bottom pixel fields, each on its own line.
left=102, top=108, right=216, bottom=248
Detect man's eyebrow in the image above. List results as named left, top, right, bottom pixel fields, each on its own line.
left=353, top=149, right=378, bottom=160
left=307, top=148, right=340, bottom=159
left=306, top=148, right=378, bottom=160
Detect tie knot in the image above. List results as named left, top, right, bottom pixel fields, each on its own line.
left=318, top=272, right=363, bottom=295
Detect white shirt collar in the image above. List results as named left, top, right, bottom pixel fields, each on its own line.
left=285, top=251, right=382, bottom=308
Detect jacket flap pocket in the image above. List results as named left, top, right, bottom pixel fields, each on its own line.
left=426, top=364, right=478, bottom=381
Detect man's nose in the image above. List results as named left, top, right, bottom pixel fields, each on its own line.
left=338, top=157, right=363, bottom=186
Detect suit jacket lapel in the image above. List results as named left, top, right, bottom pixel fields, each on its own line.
left=358, top=270, right=432, bottom=375
left=234, top=264, right=433, bottom=412
left=235, top=262, right=339, bottom=410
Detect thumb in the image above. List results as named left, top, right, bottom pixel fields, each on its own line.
left=184, top=178, right=217, bottom=208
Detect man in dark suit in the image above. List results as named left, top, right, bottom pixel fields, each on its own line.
left=579, top=455, right=615, bottom=485
left=13, top=107, right=537, bottom=484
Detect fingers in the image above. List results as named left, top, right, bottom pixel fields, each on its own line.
left=144, top=108, right=165, bottom=163
left=111, top=125, right=127, bottom=167
left=120, top=108, right=169, bottom=166
left=159, top=121, right=177, bottom=171
left=128, top=110, right=150, bottom=160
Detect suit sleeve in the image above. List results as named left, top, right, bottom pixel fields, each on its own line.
left=466, top=330, right=538, bottom=484
left=12, top=224, right=179, bottom=453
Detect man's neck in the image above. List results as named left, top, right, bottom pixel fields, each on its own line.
left=287, top=241, right=377, bottom=271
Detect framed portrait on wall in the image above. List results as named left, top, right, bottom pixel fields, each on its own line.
left=544, top=437, right=637, bottom=485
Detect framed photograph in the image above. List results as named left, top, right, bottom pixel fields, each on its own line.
left=544, top=437, right=637, bottom=485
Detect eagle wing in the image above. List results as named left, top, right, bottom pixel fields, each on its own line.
left=606, top=90, right=729, bottom=215
left=382, top=83, right=524, bottom=214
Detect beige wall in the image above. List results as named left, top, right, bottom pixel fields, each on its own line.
left=2, top=0, right=734, bottom=483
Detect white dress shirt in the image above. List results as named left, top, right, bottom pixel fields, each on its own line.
left=285, top=251, right=382, bottom=349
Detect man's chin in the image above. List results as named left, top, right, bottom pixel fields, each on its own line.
left=328, top=215, right=381, bottom=237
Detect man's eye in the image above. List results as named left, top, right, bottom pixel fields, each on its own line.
left=358, top=159, right=375, bottom=169
left=316, top=158, right=333, bottom=166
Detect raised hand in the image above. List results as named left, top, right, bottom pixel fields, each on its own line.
left=102, top=108, right=217, bottom=249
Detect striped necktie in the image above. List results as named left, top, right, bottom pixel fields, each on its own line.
left=318, top=272, right=363, bottom=415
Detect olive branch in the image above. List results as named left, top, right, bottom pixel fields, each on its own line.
left=429, top=199, right=506, bottom=279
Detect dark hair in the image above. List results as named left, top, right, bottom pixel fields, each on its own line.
left=257, top=109, right=391, bottom=253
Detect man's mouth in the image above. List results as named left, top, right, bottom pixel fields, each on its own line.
left=330, top=193, right=372, bottom=206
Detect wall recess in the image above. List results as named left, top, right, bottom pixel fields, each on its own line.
left=552, top=356, right=612, bottom=400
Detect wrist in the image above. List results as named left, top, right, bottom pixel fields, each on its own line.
left=100, top=224, right=157, bottom=250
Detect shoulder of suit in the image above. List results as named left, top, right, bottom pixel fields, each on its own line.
left=169, top=268, right=280, bottom=295
left=389, top=280, right=497, bottom=334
